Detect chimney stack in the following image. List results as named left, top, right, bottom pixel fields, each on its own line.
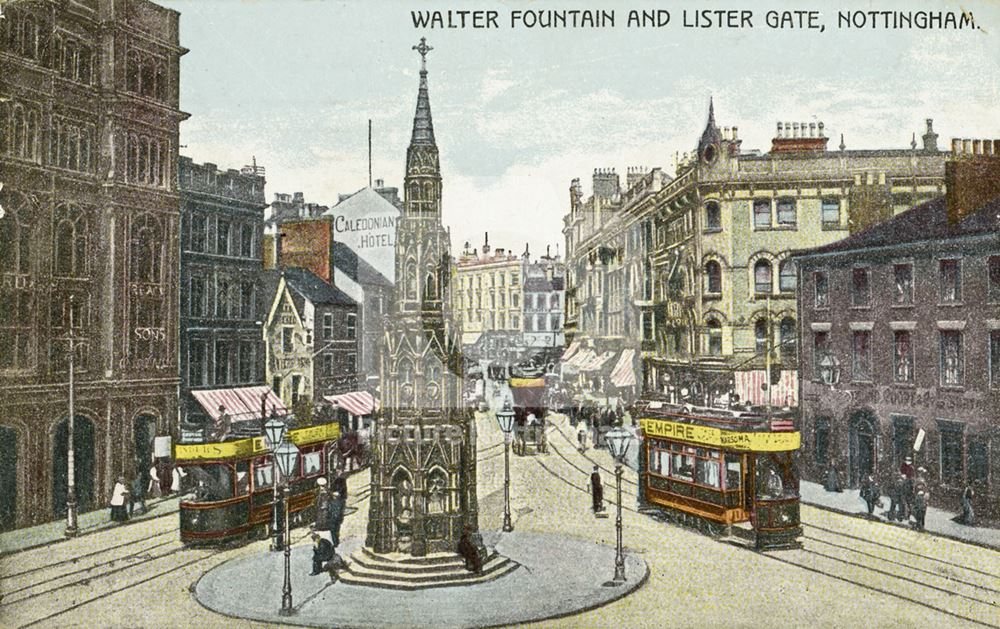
left=922, top=119, right=939, bottom=152
left=946, top=137, right=1000, bottom=224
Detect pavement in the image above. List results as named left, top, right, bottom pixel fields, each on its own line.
left=193, top=531, right=649, bottom=629
left=0, top=495, right=180, bottom=556
left=800, top=479, right=1000, bottom=550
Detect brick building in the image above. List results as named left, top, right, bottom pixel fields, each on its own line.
left=794, top=140, right=1000, bottom=520
left=0, top=0, right=187, bottom=530
left=178, top=156, right=267, bottom=429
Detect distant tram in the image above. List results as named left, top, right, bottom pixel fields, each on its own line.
left=509, top=363, right=548, bottom=456
left=173, top=420, right=340, bottom=545
left=635, top=400, right=801, bottom=550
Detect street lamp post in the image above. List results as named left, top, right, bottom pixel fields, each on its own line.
left=495, top=399, right=516, bottom=533
left=273, top=439, right=300, bottom=616
left=65, top=295, right=78, bottom=538
left=264, top=418, right=287, bottom=551
left=604, top=426, right=631, bottom=587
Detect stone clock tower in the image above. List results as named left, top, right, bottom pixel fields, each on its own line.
left=363, top=39, right=480, bottom=558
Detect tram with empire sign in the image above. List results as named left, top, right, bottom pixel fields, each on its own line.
left=635, top=400, right=801, bottom=550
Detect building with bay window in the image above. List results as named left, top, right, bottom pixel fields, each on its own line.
left=564, top=103, right=948, bottom=409
left=794, top=140, right=1000, bottom=520
left=0, top=0, right=187, bottom=530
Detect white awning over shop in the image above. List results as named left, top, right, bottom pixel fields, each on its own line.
left=561, top=340, right=583, bottom=363
left=580, top=350, right=615, bottom=372
left=565, top=349, right=596, bottom=370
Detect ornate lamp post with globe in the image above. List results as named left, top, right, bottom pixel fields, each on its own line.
left=495, top=399, right=516, bottom=532
left=603, top=426, right=632, bottom=586
left=273, top=439, right=300, bottom=616
left=264, top=417, right=287, bottom=551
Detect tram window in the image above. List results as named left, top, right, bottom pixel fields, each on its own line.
left=696, top=455, right=721, bottom=488
left=302, top=450, right=322, bottom=477
left=724, top=454, right=742, bottom=490
left=235, top=461, right=250, bottom=497
left=189, top=464, right=233, bottom=502
left=756, top=456, right=789, bottom=500
left=670, top=444, right=694, bottom=481
left=254, top=459, right=274, bottom=490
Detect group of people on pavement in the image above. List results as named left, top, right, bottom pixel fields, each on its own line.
left=310, top=469, right=348, bottom=576
left=826, top=455, right=977, bottom=531
left=108, top=457, right=188, bottom=524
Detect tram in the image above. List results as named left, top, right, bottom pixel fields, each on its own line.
left=509, top=364, right=548, bottom=456
left=173, top=419, right=341, bottom=545
left=635, top=400, right=801, bottom=550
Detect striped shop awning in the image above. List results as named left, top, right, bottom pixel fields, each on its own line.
left=580, top=350, right=615, bottom=372
left=561, top=339, right=583, bottom=362
left=324, top=391, right=380, bottom=417
left=610, top=349, right=637, bottom=388
left=191, top=385, right=286, bottom=422
left=566, top=348, right=596, bottom=369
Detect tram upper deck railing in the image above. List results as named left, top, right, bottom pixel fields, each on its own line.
left=633, top=398, right=797, bottom=433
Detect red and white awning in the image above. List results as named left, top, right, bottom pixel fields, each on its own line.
left=561, top=340, right=582, bottom=362
left=734, top=370, right=799, bottom=408
left=191, top=386, right=286, bottom=422
left=324, top=391, right=380, bottom=417
left=565, top=348, right=596, bottom=369
left=610, top=349, right=637, bottom=388
left=580, top=350, right=615, bottom=372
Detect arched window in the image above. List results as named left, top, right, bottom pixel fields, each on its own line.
left=779, top=260, right=797, bottom=292
left=424, top=272, right=437, bottom=300
left=131, top=215, right=161, bottom=284
left=706, top=318, right=723, bottom=356
left=704, top=200, right=721, bottom=231
left=0, top=194, right=37, bottom=370
left=755, top=319, right=769, bottom=354
left=425, top=468, right=449, bottom=514
left=25, top=108, right=37, bottom=161
left=779, top=317, right=796, bottom=359
left=754, top=259, right=772, bottom=294
left=127, top=51, right=140, bottom=92
left=404, top=260, right=417, bottom=300
left=127, top=134, right=138, bottom=182
left=150, top=140, right=161, bottom=186
left=704, top=260, right=722, bottom=294
left=11, top=105, right=25, bottom=157
left=140, top=59, right=155, bottom=97
left=154, top=61, right=166, bottom=100
left=63, top=39, right=78, bottom=79
left=550, top=294, right=559, bottom=310
left=138, top=136, right=149, bottom=183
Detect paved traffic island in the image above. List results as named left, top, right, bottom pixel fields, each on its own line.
left=193, top=530, right=649, bottom=628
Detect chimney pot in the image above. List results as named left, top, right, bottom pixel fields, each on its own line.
left=777, top=122, right=783, bottom=136
left=809, top=123, right=817, bottom=138
left=818, top=122, right=825, bottom=137
left=952, top=138, right=962, bottom=155
left=973, top=140, right=983, bottom=155
left=793, top=122, right=800, bottom=138
left=964, top=139, right=973, bottom=155
left=732, top=126, right=738, bottom=140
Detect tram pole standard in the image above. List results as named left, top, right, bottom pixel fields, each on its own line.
left=65, top=295, right=79, bottom=538
left=273, top=440, right=300, bottom=616
left=604, top=426, right=631, bottom=587
left=264, top=418, right=288, bottom=551
left=495, top=400, right=515, bottom=533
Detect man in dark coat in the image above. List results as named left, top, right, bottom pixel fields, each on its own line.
left=457, top=527, right=483, bottom=573
left=310, top=532, right=335, bottom=575
left=860, top=475, right=879, bottom=517
left=886, top=474, right=902, bottom=522
left=331, top=468, right=348, bottom=501
left=313, top=478, right=332, bottom=539
left=590, top=465, right=604, bottom=513
left=328, top=489, right=346, bottom=547
left=912, top=489, right=928, bottom=531
left=824, top=460, right=842, bottom=492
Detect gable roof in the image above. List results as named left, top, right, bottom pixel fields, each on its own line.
left=322, top=186, right=401, bottom=219
left=281, top=267, right=357, bottom=306
left=797, top=195, right=1000, bottom=258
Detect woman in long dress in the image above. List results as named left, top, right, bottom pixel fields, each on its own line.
left=110, top=477, right=130, bottom=523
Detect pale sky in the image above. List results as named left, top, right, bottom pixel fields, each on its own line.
left=158, top=0, right=1000, bottom=257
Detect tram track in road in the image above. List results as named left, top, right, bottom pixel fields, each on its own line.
left=530, top=434, right=1000, bottom=627
left=550, top=421, right=640, bottom=487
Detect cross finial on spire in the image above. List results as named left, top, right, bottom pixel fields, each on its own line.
left=413, top=37, right=433, bottom=72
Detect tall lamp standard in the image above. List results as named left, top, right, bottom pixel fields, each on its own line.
left=273, top=439, right=300, bottom=616
left=65, top=295, right=79, bottom=538
left=603, top=426, right=631, bottom=587
left=264, top=418, right=287, bottom=551
left=495, top=399, right=516, bottom=533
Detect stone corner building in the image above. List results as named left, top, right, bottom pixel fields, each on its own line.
left=365, top=40, right=478, bottom=556
left=0, top=0, right=187, bottom=530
